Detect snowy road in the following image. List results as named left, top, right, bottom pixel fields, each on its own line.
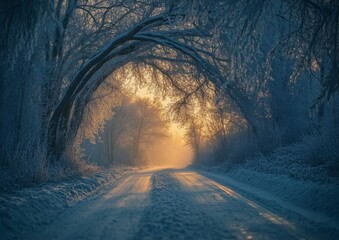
left=26, top=169, right=338, bottom=240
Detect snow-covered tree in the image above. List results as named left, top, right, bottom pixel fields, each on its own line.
left=1, top=0, right=338, bottom=187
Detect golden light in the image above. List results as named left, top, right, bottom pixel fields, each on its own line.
left=121, top=69, right=194, bottom=168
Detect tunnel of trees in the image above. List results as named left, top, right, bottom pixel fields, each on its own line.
left=0, top=0, right=338, bottom=188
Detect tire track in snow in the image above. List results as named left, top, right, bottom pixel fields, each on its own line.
left=136, top=170, right=237, bottom=240
left=136, top=170, right=313, bottom=240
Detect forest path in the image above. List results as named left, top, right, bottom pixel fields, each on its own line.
left=27, top=168, right=334, bottom=240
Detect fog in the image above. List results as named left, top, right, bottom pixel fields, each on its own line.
left=143, top=138, right=193, bottom=168
left=83, top=89, right=193, bottom=169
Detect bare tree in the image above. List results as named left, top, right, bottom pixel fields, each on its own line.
left=127, top=98, right=169, bottom=164
left=185, top=117, right=204, bottom=158
left=84, top=96, right=169, bottom=166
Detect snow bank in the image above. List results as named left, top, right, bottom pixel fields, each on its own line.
left=197, top=166, right=339, bottom=222
left=0, top=167, right=132, bottom=240
left=225, top=168, right=339, bottom=218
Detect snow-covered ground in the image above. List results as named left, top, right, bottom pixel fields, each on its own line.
left=202, top=168, right=339, bottom=219
left=1, top=167, right=338, bottom=239
left=199, top=168, right=339, bottom=236
left=0, top=167, right=132, bottom=240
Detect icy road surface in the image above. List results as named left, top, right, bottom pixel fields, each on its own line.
left=26, top=169, right=338, bottom=240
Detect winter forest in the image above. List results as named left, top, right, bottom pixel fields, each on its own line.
left=1, top=0, right=339, bottom=239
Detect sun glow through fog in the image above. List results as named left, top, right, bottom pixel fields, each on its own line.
left=130, top=82, right=193, bottom=168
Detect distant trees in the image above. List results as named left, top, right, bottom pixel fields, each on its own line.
left=128, top=98, right=169, bottom=164
left=185, top=118, right=204, bottom=159
left=85, top=96, right=169, bottom=166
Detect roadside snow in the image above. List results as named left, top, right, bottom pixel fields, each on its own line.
left=0, top=167, right=132, bottom=240
left=198, top=167, right=339, bottom=230
left=28, top=169, right=152, bottom=240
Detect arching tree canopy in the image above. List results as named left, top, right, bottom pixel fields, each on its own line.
left=0, top=0, right=338, bottom=187
left=46, top=2, right=232, bottom=157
